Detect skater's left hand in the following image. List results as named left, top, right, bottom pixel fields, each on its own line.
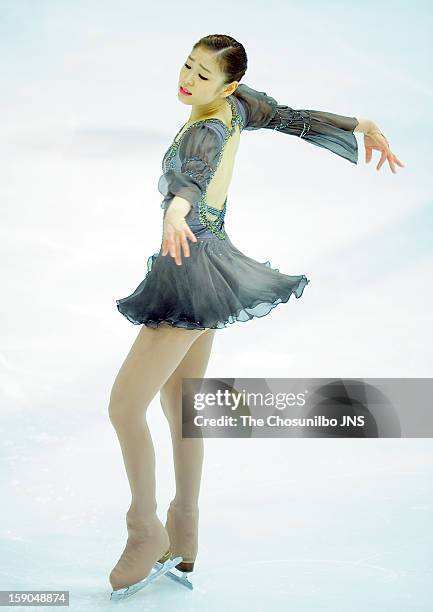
left=161, top=203, right=198, bottom=266
left=362, top=129, right=405, bottom=173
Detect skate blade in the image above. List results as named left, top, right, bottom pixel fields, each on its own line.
left=153, top=560, right=194, bottom=591
left=110, top=555, right=183, bottom=601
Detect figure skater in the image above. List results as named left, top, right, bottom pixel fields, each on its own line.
left=108, top=34, right=404, bottom=600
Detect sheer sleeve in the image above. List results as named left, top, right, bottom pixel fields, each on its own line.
left=233, top=83, right=359, bottom=164
left=158, top=123, right=223, bottom=212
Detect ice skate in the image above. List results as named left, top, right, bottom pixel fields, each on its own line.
left=110, top=512, right=181, bottom=601
left=153, top=555, right=193, bottom=590
left=111, top=550, right=183, bottom=601
left=155, top=501, right=199, bottom=590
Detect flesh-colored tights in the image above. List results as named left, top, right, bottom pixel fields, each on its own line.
left=108, top=323, right=215, bottom=589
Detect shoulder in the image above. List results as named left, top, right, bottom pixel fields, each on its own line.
left=232, top=83, right=278, bottom=130
left=233, top=83, right=277, bottom=107
left=181, top=120, right=225, bottom=142
left=178, top=121, right=225, bottom=158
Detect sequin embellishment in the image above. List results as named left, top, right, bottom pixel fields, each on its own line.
left=162, top=96, right=244, bottom=240
left=270, top=108, right=311, bottom=138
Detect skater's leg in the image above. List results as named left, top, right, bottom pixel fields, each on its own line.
left=160, top=329, right=216, bottom=510
left=108, top=323, right=206, bottom=519
left=108, top=323, right=207, bottom=589
left=159, top=329, right=216, bottom=566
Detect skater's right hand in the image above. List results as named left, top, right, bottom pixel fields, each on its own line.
left=162, top=199, right=198, bottom=266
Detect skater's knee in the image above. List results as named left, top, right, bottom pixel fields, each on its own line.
left=159, top=386, right=180, bottom=423
left=108, top=383, right=149, bottom=426
left=108, top=393, right=127, bottom=426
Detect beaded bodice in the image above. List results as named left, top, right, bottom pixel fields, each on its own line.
left=160, top=95, right=245, bottom=240
left=158, top=82, right=359, bottom=241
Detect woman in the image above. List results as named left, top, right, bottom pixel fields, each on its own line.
left=109, top=34, right=404, bottom=599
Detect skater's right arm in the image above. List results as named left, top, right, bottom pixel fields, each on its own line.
left=232, top=83, right=404, bottom=172
left=233, top=82, right=359, bottom=164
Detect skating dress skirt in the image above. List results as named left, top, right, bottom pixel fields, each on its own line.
left=116, top=83, right=359, bottom=330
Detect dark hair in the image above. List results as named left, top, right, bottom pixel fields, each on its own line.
left=192, top=34, right=248, bottom=86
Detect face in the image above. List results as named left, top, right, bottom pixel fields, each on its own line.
left=178, top=47, right=238, bottom=105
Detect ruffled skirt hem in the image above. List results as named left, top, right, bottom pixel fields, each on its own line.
left=116, top=234, right=310, bottom=330
left=116, top=266, right=309, bottom=330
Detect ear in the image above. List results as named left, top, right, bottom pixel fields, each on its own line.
left=226, top=81, right=239, bottom=96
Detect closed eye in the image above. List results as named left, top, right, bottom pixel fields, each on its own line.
left=184, top=63, right=208, bottom=81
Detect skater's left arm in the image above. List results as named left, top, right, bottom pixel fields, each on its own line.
left=158, top=123, right=224, bottom=265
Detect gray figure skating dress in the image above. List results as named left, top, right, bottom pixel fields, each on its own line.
left=116, top=84, right=358, bottom=330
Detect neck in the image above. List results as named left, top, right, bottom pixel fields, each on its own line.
left=188, top=96, right=229, bottom=122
